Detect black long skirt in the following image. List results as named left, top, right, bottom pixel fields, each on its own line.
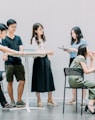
left=31, top=55, right=55, bottom=92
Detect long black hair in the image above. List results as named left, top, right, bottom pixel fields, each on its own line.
left=77, top=44, right=87, bottom=59
left=30, top=23, right=46, bottom=44
left=71, top=26, right=83, bottom=45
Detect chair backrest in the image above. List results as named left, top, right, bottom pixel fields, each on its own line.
left=63, top=68, right=84, bottom=89
left=64, top=68, right=84, bottom=77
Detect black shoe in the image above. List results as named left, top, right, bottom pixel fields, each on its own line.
left=16, top=100, right=26, bottom=108
left=85, top=105, right=95, bottom=114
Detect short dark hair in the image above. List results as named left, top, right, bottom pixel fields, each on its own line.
left=7, top=19, right=17, bottom=26
left=77, top=44, right=87, bottom=58
left=0, top=23, right=8, bottom=31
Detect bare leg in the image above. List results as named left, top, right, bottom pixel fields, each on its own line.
left=48, top=92, right=52, bottom=101
left=7, top=82, right=14, bottom=101
left=47, top=92, right=57, bottom=106
left=66, top=89, right=86, bottom=105
left=17, top=80, right=25, bottom=101
left=36, top=92, right=41, bottom=103
left=36, top=92, right=43, bottom=107
left=88, top=100, right=94, bottom=105
left=72, top=89, right=86, bottom=99
left=87, top=100, right=95, bottom=113
left=83, top=89, right=86, bottom=99
left=72, top=89, right=76, bottom=100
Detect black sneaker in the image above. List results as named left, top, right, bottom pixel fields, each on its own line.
left=16, top=100, right=26, bottom=108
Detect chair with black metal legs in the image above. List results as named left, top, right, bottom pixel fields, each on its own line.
left=63, top=68, right=87, bottom=115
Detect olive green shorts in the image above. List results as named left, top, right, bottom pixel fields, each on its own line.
left=5, top=64, right=25, bottom=82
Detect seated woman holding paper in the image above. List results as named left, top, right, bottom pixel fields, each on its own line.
left=68, top=44, right=95, bottom=114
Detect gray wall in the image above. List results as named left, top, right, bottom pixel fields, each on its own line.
left=0, top=0, right=95, bottom=101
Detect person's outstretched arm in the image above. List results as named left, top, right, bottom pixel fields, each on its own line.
left=0, top=45, right=19, bottom=54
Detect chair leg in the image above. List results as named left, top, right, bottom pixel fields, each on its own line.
left=81, top=89, right=83, bottom=115
left=76, top=89, right=77, bottom=112
left=63, top=87, right=66, bottom=113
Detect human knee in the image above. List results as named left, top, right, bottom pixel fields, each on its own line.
left=19, top=80, right=25, bottom=86
left=8, top=82, right=13, bottom=87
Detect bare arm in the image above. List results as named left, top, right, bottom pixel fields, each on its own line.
left=44, top=50, right=53, bottom=55
left=0, top=45, right=19, bottom=54
left=63, top=47, right=78, bottom=53
left=1, top=45, right=20, bottom=61
left=19, top=45, right=24, bottom=52
left=80, top=55, right=95, bottom=74
left=68, top=48, right=78, bottom=52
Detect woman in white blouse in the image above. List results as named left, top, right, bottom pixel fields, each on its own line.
left=30, top=23, right=57, bottom=107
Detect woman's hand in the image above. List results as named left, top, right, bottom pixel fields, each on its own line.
left=92, top=51, right=95, bottom=57
left=88, top=50, right=95, bottom=61
left=87, top=50, right=95, bottom=69
left=47, top=50, right=54, bottom=55
left=43, top=50, right=53, bottom=55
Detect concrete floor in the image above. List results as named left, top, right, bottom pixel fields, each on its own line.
left=0, top=103, right=95, bottom=120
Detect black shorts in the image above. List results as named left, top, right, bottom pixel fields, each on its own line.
left=5, top=64, right=25, bottom=82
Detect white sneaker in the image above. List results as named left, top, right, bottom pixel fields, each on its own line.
left=10, top=101, right=16, bottom=107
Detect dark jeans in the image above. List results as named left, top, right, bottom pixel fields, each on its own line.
left=0, top=71, right=4, bottom=81
left=0, top=71, right=8, bottom=107
left=0, top=85, right=8, bottom=107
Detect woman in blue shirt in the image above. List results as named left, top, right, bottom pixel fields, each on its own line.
left=64, top=27, right=87, bottom=105
left=69, top=27, right=87, bottom=66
